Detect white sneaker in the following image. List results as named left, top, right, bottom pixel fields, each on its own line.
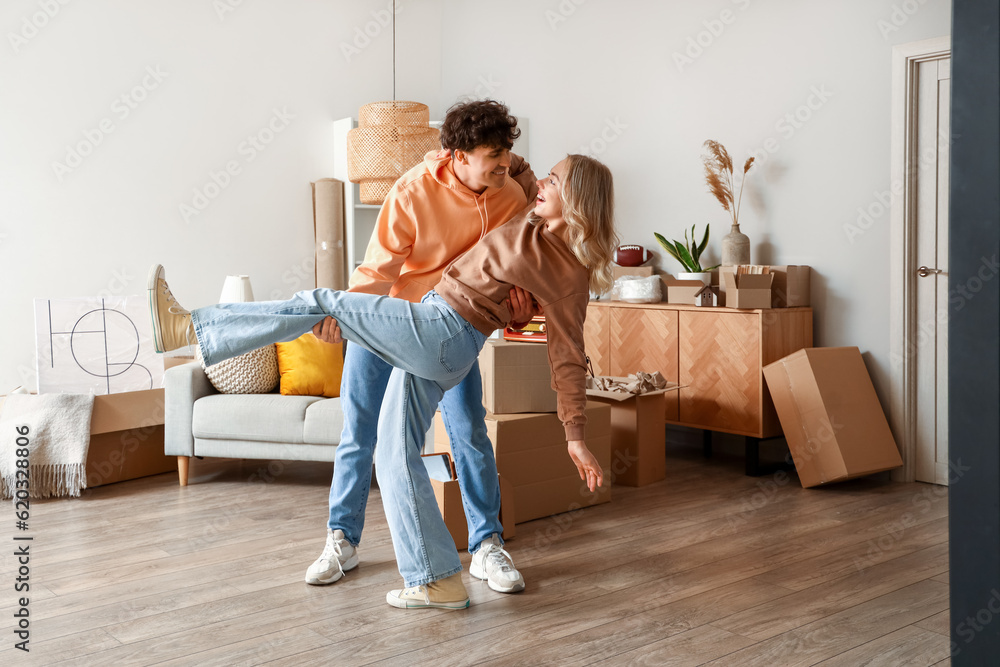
left=469, top=534, right=524, bottom=593
left=304, top=529, right=359, bottom=585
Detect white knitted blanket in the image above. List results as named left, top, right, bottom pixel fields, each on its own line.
left=0, top=392, right=94, bottom=499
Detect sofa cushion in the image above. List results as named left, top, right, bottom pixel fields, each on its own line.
left=275, top=334, right=344, bottom=398
left=193, top=394, right=323, bottom=443
left=303, top=399, right=346, bottom=446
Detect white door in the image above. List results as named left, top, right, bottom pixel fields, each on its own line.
left=914, top=57, right=950, bottom=485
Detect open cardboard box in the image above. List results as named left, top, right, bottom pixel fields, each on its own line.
left=763, top=347, right=903, bottom=488
left=87, top=388, right=175, bottom=487
left=661, top=276, right=708, bottom=305
left=721, top=271, right=774, bottom=309
left=585, top=377, right=681, bottom=486
left=720, top=266, right=810, bottom=307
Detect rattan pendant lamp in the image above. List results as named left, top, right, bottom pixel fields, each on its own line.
left=346, top=1, right=440, bottom=204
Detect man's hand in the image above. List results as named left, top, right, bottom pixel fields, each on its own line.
left=505, top=286, right=543, bottom=329
left=312, top=316, right=343, bottom=344
left=567, top=440, right=604, bottom=492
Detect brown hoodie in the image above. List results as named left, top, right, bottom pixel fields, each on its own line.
left=348, top=150, right=534, bottom=303
left=435, top=208, right=591, bottom=441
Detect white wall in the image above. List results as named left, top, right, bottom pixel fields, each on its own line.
left=0, top=0, right=442, bottom=391
left=439, top=0, right=951, bottom=399
left=0, top=0, right=952, bottom=403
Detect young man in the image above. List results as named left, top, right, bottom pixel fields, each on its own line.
left=305, top=99, right=539, bottom=597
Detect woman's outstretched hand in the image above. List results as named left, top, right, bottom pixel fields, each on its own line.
left=567, top=440, right=604, bottom=492
left=312, top=316, right=343, bottom=344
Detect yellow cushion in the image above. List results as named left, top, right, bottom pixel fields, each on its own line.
left=274, top=334, right=344, bottom=398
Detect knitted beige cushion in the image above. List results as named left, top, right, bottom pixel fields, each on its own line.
left=196, top=345, right=280, bottom=394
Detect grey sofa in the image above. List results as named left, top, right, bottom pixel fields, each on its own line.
left=164, top=361, right=344, bottom=485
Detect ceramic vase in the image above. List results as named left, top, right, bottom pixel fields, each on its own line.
left=722, top=224, right=751, bottom=266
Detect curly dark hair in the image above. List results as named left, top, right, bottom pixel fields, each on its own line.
left=439, top=99, right=521, bottom=153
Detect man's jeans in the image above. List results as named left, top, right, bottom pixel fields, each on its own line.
left=191, top=289, right=491, bottom=585
left=328, top=343, right=503, bottom=554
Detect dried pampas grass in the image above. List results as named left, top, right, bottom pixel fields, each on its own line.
left=702, top=140, right=754, bottom=227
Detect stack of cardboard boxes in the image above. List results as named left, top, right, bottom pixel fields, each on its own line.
left=433, top=339, right=612, bottom=528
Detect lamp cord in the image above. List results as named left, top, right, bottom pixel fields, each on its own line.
left=392, top=0, right=396, bottom=101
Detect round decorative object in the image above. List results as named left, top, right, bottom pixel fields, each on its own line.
left=613, top=244, right=652, bottom=267
left=347, top=101, right=441, bottom=204
left=196, top=344, right=280, bottom=394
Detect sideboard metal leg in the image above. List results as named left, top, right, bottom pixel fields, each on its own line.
left=702, top=430, right=713, bottom=458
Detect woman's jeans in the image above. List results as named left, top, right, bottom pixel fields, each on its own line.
left=328, top=344, right=504, bottom=554
left=191, top=289, right=489, bottom=586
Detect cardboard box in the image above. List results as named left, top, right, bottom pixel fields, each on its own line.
left=434, top=402, right=612, bottom=523
left=479, top=339, right=557, bottom=414
left=722, top=271, right=774, bottom=309
left=585, top=378, right=681, bottom=487
left=431, top=475, right=515, bottom=551
left=762, top=347, right=903, bottom=488
left=87, top=388, right=176, bottom=487
left=769, top=265, right=811, bottom=307
left=663, top=277, right=708, bottom=305
left=719, top=266, right=810, bottom=307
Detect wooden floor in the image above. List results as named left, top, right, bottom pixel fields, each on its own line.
left=1, top=446, right=951, bottom=666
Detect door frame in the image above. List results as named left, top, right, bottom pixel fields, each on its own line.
left=888, top=36, right=951, bottom=483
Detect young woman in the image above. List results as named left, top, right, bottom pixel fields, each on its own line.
left=149, top=154, right=619, bottom=609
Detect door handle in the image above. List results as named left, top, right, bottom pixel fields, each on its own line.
left=917, top=266, right=943, bottom=277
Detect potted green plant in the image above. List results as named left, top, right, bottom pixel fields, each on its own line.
left=654, top=225, right=719, bottom=285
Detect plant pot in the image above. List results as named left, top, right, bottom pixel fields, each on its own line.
left=677, top=271, right=711, bottom=285
left=722, top=224, right=751, bottom=266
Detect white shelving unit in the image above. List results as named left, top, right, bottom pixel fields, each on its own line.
left=333, top=116, right=530, bottom=276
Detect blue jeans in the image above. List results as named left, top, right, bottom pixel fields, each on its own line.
left=329, top=344, right=503, bottom=554
left=191, top=289, right=491, bottom=585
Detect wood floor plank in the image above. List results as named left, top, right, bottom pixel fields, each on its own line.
left=713, top=542, right=949, bottom=641
left=915, top=608, right=951, bottom=637
left=702, top=580, right=950, bottom=666
left=2, top=458, right=953, bottom=666
left=814, top=625, right=951, bottom=666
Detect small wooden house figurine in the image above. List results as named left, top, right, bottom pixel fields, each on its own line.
left=694, top=285, right=718, bottom=307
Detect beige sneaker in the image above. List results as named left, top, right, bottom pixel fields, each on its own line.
left=386, top=572, right=470, bottom=610
left=147, top=264, right=194, bottom=353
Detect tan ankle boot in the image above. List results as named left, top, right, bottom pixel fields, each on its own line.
left=386, top=572, right=470, bottom=610
left=147, top=264, right=194, bottom=353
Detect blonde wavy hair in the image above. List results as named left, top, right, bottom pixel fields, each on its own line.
left=556, top=154, right=619, bottom=294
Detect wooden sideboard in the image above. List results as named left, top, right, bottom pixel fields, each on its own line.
left=584, top=301, right=813, bottom=472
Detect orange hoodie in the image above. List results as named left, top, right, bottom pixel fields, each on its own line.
left=348, top=150, right=533, bottom=303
